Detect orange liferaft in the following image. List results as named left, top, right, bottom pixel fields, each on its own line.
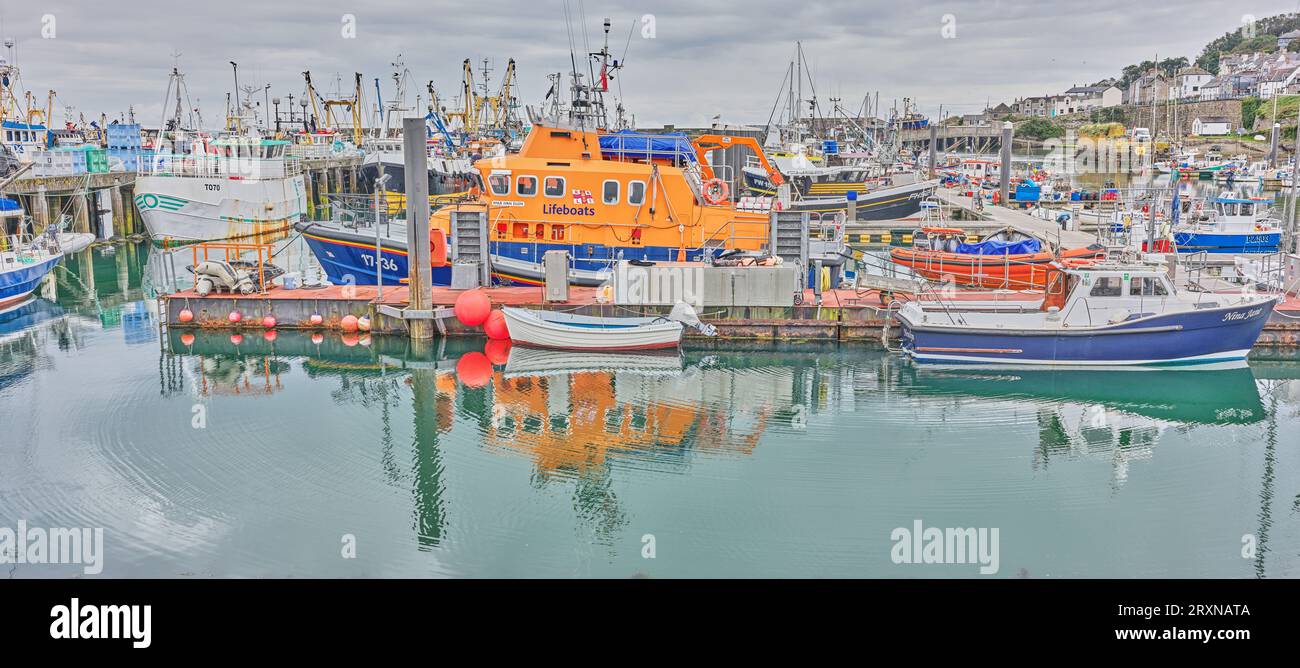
left=889, top=245, right=1106, bottom=289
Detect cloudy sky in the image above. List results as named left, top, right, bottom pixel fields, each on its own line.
left=1, top=0, right=1298, bottom=129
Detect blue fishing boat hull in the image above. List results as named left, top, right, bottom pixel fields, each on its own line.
left=300, top=228, right=453, bottom=287
left=901, top=299, right=1277, bottom=366
left=0, top=254, right=62, bottom=308
left=1173, top=231, right=1281, bottom=253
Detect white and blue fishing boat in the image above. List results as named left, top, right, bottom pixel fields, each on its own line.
left=896, top=262, right=1278, bottom=366
left=1174, top=196, right=1281, bottom=253
left=1, top=229, right=65, bottom=309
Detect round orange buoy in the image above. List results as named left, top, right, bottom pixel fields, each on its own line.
left=341, top=314, right=359, bottom=332
left=178, top=309, right=194, bottom=323
left=341, top=332, right=360, bottom=347
left=454, top=289, right=492, bottom=327
left=263, top=329, right=277, bottom=343
left=230, top=333, right=243, bottom=345
left=179, top=332, right=196, bottom=346
left=309, top=313, right=324, bottom=326
left=456, top=351, right=492, bottom=387
left=483, top=310, right=509, bottom=340
left=228, top=310, right=242, bottom=324
left=262, top=315, right=276, bottom=329
left=357, top=316, right=372, bottom=332
left=484, top=338, right=512, bottom=365
left=311, top=332, right=324, bottom=345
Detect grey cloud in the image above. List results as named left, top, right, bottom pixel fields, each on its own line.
left=0, top=0, right=1295, bottom=128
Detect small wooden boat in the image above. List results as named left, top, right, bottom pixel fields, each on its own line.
left=889, top=227, right=1105, bottom=289
left=501, top=306, right=703, bottom=351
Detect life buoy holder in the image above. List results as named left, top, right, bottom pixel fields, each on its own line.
left=702, top=178, right=729, bottom=205
left=429, top=227, right=448, bottom=267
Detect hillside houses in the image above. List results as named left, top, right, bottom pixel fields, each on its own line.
left=997, top=84, right=1121, bottom=119
left=985, top=48, right=1300, bottom=120
left=1173, top=67, right=1213, bottom=99
left=1128, top=69, right=1170, bottom=105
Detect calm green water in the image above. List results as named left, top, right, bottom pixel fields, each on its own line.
left=3, top=243, right=1300, bottom=578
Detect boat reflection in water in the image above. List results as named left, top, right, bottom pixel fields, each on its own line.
left=903, top=362, right=1266, bottom=488
left=490, top=346, right=770, bottom=474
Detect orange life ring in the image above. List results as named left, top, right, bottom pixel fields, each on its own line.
left=702, top=178, right=730, bottom=205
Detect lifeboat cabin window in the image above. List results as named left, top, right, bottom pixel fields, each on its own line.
left=551, top=225, right=566, bottom=241
left=1088, top=276, right=1124, bottom=298
left=512, top=222, right=529, bottom=238
left=488, top=173, right=510, bottom=196
left=544, top=176, right=565, bottom=198
left=602, top=180, right=620, bottom=205
left=628, top=181, right=646, bottom=206
left=1129, top=277, right=1169, bottom=297
left=517, top=175, right=537, bottom=197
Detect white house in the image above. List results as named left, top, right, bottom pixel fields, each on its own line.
left=1259, top=65, right=1300, bottom=98
left=1198, top=76, right=1224, bottom=101
left=1174, top=67, right=1213, bottom=100
left=1191, top=117, right=1231, bottom=136
left=1062, top=85, right=1123, bottom=110
left=1052, top=94, right=1082, bottom=116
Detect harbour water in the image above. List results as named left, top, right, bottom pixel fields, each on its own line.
left=3, top=243, right=1300, bottom=578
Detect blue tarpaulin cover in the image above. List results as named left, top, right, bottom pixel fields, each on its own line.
left=954, top=238, right=1043, bottom=255
left=599, top=131, right=697, bottom=163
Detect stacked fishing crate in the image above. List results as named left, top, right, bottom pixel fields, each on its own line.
left=105, top=123, right=142, bottom=172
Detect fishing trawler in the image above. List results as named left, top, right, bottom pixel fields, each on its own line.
left=134, top=67, right=308, bottom=243
left=356, top=56, right=478, bottom=195
left=1174, top=195, right=1281, bottom=253
left=300, top=20, right=811, bottom=287
left=135, top=136, right=307, bottom=243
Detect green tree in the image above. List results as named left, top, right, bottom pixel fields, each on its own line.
left=1242, top=97, right=1262, bottom=130
left=1089, top=107, right=1126, bottom=124
left=1014, top=119, right=1065, bottom=140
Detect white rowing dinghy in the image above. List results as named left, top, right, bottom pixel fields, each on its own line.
left=501, top=302, right=714, bottom=351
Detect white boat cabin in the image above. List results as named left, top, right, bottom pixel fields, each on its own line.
left=2, top=120, right=48, bottom=160
left=907, top=264, right=1202, bottom=330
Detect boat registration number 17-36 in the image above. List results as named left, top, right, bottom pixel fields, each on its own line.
left=360, top=253, right=398, bottom=272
